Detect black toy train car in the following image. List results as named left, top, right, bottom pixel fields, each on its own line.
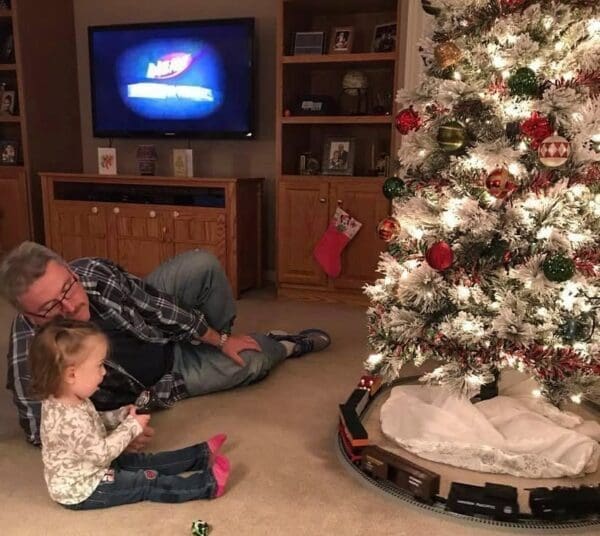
left=361, top=445, right=440, bottom=504
left=529, top=485, right=600, bottom=520
left=338, top=374, right=383, bottom=462
left=446, top=482, right=520, bottom=521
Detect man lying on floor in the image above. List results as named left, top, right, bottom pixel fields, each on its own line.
left=0, top=241, right=331, bottom=448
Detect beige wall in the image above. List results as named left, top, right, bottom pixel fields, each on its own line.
left=73, top=0, right=278, bottom=269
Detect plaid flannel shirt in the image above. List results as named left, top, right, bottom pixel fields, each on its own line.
left=6, top=257, right=209, bottom=445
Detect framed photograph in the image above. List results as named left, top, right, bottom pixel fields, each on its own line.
left=293, top=31, right=325, bottom=55
left=330, top=27, right=354, bottom=54
left=0, top=89, right=15, bottom=115
left=372, top=22, right=397, bottom=53
left=322, top=137, right=355, bottom=176
left=0, top=139, right=18, bottom=164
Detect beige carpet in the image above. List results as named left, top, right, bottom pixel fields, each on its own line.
left=0, top=290, right=598, bottom=536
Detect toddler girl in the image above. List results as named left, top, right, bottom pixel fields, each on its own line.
left=29, top=317, right=230, bottom=510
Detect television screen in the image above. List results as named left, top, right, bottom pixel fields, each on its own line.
left=88, top=18, right=255, bottom=139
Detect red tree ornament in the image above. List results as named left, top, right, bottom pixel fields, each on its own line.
left=395, top=107, right=422, bottom=135
left=538, top=135, right=571, bottom=167
left=377, top=217, right=400, bottom=241
left=486, top=168, right=516, bottom=198
left=426, top=241, right=454, bottom=270
left=520, top=112, right=553, bottom=149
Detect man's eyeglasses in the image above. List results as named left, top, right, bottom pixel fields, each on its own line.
left=25, top=277, right=78, bottom=319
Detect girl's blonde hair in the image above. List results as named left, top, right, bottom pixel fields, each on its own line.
left=28, top=318, right=106, bottom=399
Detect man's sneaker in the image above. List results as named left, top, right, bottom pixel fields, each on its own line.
left=267, top=329, right=331, bottom=358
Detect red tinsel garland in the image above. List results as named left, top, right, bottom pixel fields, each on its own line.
left=520, top=112, right=554, bottom=149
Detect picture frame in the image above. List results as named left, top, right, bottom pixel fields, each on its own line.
left=0, top=139, right=18, bottom=164
left=372, top=22, right=397, bottom=53
left=322, top=137, right=355, bottom=176
left=0, top=89, right=15, bottom=115
left=330, top=26, right=354, bottom=54
left=293, top=31, right=325, bottom=55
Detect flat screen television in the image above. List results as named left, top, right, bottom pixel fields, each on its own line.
left=88, top=18, right=255, bottom=139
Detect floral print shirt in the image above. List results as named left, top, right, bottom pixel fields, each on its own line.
left=40, top=397, right=142, bottom=505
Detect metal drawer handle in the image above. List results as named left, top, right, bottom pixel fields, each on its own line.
left=173, top=211, right=179, bottom=218
left=319, top=198, right=327, bottom=203
left=149, top=210, right=156, bottom=218
left=113, top=207, right=120, bottom=214
left=91, top=206, right=98, bottom=214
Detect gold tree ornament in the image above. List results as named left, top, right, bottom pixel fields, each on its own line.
left=434, top=42, right=462, bottom=69
left=437, top=120, right=467, bottom=152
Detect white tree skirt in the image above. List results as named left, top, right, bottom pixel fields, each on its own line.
left=380, top=377, right=600, bottom=478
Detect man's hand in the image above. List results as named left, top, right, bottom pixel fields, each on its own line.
left=221, top=334, right=261, bottom=366
left=125, top=423, right=155, bottom=452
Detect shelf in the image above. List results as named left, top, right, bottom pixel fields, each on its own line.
left=0, top=115, right=20, bottom=123
left=283, top=52, right=396, bottom=64
left=0, top=64, right=17, bottom=71
left=0, top=164, right=24, bottom=170
left=282, top=115, right=392, bottom=125
left=0, top=9, right=12, bottom=19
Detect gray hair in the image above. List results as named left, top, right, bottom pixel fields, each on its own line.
left=0, top=242, right=65, bottom=308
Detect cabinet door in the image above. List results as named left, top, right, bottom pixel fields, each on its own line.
left=109, top=205, right=173, bottom=277
left=49, top=202, right=108, bottom=260
left=330, top=180, right=389, bottom=290
left=0, top=168, right=30, bottom=252
left=277, top=180, right=329, bottom=286
left=170, top=207, right=227, bottom=269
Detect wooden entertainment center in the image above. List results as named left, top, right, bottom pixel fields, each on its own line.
left=40, top=173, right=263, bottom=298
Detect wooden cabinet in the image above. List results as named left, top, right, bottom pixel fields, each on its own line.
left=41, top=173, right=263, bottom=298
left=277, top=177, right=389, bottom=303
left=330, top=180, right=390, bottom=290
left=277, top=179, right=329, bottom=286
left=0, top=1, right=81, bottom=249
left=109, top=205, right=174, bottom=276
left=276, top=0, right=406, bottom=302
left=49, top=201, right=108, bottom=260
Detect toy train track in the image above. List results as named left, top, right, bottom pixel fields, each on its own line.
left=335, top=375, right=600, bottom=530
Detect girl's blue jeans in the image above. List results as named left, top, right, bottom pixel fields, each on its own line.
left=64, top=443, right=215, bottom=510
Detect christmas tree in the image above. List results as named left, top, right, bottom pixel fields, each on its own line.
left=365, top=0, right=600, bottom=406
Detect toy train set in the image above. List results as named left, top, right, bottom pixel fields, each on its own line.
left=337, top=375, right=600, bottom=525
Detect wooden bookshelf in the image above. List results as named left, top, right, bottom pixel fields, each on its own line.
left=275, top=0, right=408, bottom=303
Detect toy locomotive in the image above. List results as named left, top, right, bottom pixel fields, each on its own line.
left=529, top=485, right=600, bottom=520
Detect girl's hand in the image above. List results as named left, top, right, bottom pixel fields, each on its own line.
left=129, top=406, right=151, bottom=428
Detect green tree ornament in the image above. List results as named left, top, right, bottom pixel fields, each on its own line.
left=382, top=177, right=405, bottom=199
left=508, top=67, right=538, bottom=97
left=543, top=254, right=575, bottom=282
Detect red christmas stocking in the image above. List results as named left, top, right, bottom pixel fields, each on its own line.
left=313, top=207, right=362, bottom=278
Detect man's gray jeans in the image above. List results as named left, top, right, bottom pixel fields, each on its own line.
left=144, top=249, right=286, bottom=397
